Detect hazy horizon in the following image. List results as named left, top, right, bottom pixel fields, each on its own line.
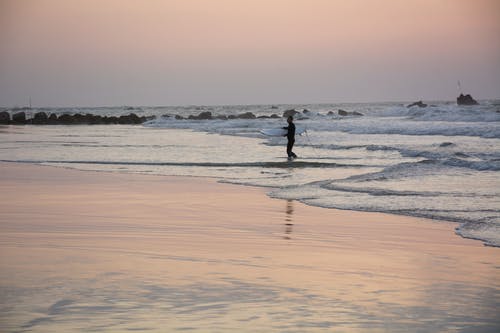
left=1, top=0, right=499, bottom=107
left=3, top=96, right=500, bottom=110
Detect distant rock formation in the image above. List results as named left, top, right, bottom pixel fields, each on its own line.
left=57, top=114, right=74, bottom=124
left=48, top=113, right=58, bottom=124
left=457, top=94, right=478, bottom=105
left=104, top=116, right=119, bottom=124
left=185, top=111, right=257, bottom=120
left=0, top=111, right=10, bottom=124
left=227, top=112, right=252, bottom=119
left=338, top=109, right=363, bottom=116
left=407, top=101, right=428, bottom=108
left=12, top=112, right=27, bottom=124
left=188, top=111, right=213, bottom=120
left=4, top=112, right=148, bottom=125
left=236, top=112, right=256, bottom=119
left=33, top=112, right=49, bottom=124
left=283, top=109, right=300, bottom=118
left=118, top=113, right=142, bottom=124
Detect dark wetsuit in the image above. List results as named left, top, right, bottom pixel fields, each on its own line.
left=283, top=123, right=297, bottom=158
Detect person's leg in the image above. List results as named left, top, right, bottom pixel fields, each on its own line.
left=287, top=139, right=293, bottom=157
left=287, top=139, right=296, bottom=158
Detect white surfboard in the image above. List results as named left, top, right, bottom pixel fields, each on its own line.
left=260, top=126, right=306, bottom=137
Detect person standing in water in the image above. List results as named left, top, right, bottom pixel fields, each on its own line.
left=283, top=116, right=297, bottom=160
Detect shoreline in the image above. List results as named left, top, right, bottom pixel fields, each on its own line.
left=2, top=160, right=495, bottom=248
left=1, top=161, right=499, bottom=331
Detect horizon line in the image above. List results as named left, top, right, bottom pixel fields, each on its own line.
left=2, top=96, right=499, bottom=109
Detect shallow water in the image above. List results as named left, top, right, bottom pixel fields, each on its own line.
left=1, top=101, right=499, bottom=245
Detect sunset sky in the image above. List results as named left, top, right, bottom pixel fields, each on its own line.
left=1, top=0, right=499, bottom=107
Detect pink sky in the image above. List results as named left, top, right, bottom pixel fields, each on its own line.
left=1, top=0, right=499, bottom=106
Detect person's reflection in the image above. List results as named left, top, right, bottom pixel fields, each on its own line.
left=284, top=200, right=294, bottom=239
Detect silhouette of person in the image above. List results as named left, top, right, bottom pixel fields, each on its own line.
left=283, top=116, right=297, bottom=160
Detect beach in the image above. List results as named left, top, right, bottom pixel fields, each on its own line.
left=1, top=161, right=499, bottom=332
left=2, top=1, right=499, bottom=331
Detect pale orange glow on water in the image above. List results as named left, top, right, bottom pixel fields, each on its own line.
left=1, top=163, right=499, bottom=331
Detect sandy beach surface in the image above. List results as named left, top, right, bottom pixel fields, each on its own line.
left=0, top=162, right=499, bottom=332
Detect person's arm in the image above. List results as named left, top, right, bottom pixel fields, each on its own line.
left=283, top=126, right=290, bottom=137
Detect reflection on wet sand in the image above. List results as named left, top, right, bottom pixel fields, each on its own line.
left=284, top=200, right=294, bottom=240
left=1, top=163, right=499, bottom=332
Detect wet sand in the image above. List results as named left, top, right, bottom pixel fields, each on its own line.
left=0, top=162, right=499, bottom=332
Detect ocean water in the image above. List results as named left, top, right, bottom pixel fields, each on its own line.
left=1, top=101, right=499, bottom=246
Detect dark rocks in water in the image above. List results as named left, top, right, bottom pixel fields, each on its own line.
left=103, top=116, right=119, bottom=124
left=236, top=112, right=256, bottom=119
left=175, top=115, right=184, bottom=120
left=457, top=93, right=478, bottom=105
left=302, top=109, right=310, bottom=114
left=109, top=116, right=120, bottom=124
left=0, top=111, right=10, bottom=124
left=57, top=114, right=74, bottom=124
left=48, top=113, right=58, bottom=124
left=327, top=111, right=335, bottom=116
left=283, top=109, right=299, bottom=118
left=7, top=112, right=147, bottom=125
left=119, top=113, right=142, bottom=124
left=258, top=114, right=280, bottom=119
left=193, top=111, right=213, bottom=120
left=83, top=113, right=143, bottom=124
left=85, top=113, right=104, bottom=124
left=12, top=112, right=27, bottom=124
left=225, top=113, right=255, bottom=119
left=33, top=112, right=49, bottom=124
left=439, top=142, right=455, bottom=147
left=72, top=113, right=87, bottom=123
left=407, top=101, right=428, bottom=108
left=216, top=115, right=228, bottom=120
left=338, top=109, right=364, bottom=117
left=257, top=114, right=281, bottom=119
